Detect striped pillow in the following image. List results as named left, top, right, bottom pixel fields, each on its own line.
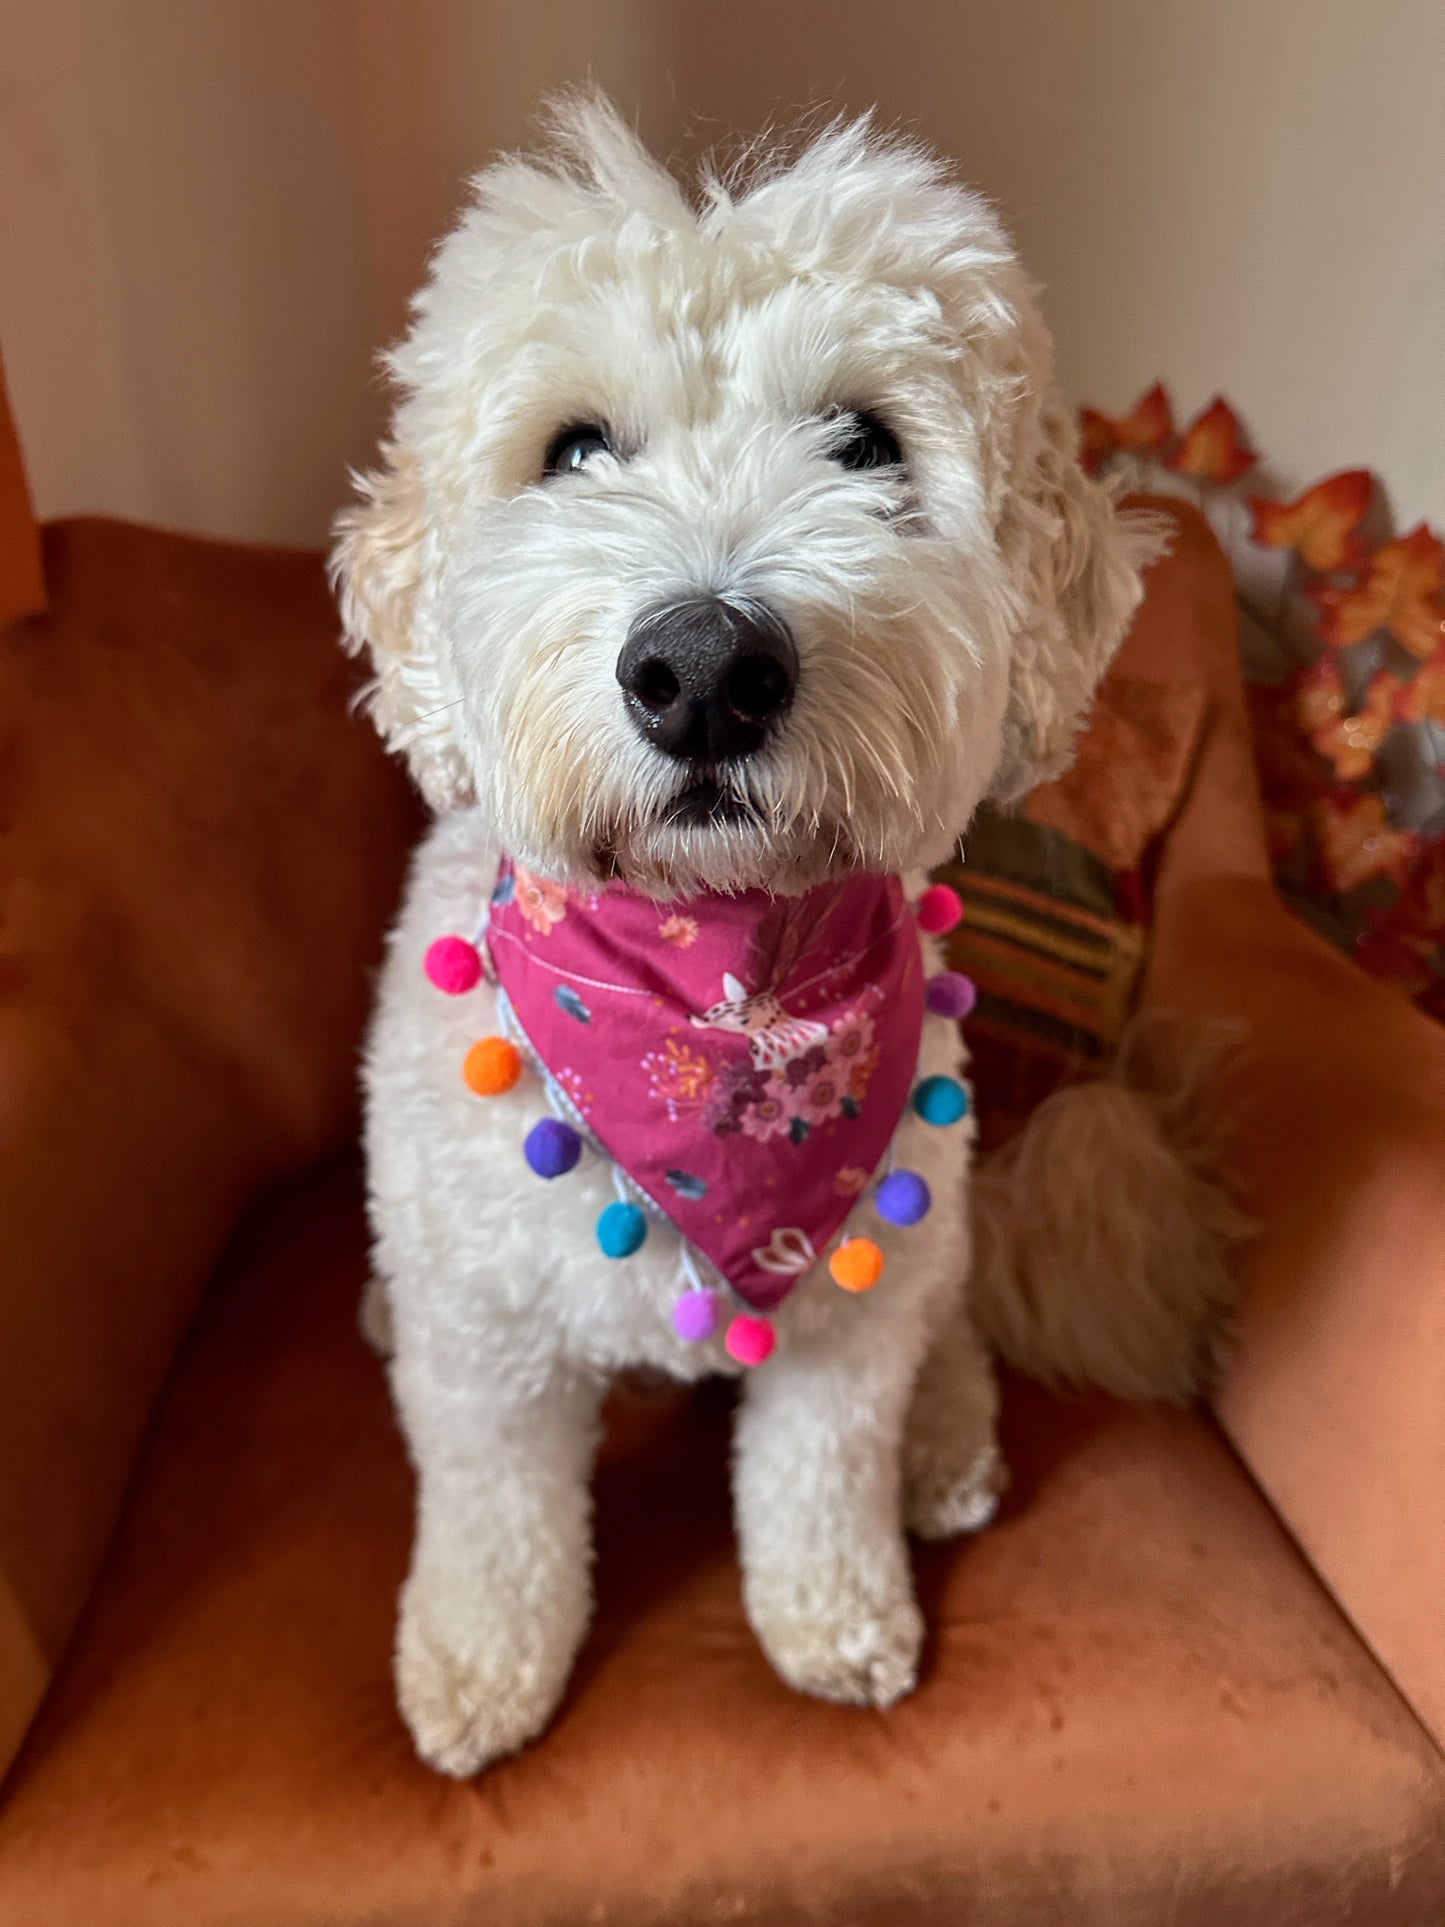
left=935, top=672, right=1206, bottom=1152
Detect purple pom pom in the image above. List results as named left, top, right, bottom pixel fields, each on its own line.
left=673, top=1289, right=719, bottom=1342
left=875, top=1169, right=932, bottom=1226
left=926, top=970, right=977, bottom=1019
left=524, top=1117, right=582, bottom=1179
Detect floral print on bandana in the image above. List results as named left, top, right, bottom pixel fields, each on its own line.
left=487, top=860, right=926, bottom=1312
left=514, top=864, right=568, bottom=936
left=656, top=998, right=880, bottom=1145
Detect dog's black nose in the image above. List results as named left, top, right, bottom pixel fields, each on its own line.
left=616, top=597, right=798, bottom=761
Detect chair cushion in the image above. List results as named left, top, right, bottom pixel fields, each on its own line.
left=1, top=1164, right=1440, bottom=1925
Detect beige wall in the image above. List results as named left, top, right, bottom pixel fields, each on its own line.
left=3, top=0, right=1441, bottom=547
left=1, top=0, right=378, bottom=546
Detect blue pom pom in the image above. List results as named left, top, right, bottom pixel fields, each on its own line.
left=597, top=1199, right=648, bottom=1257
left=912, top=1075, right=970, bottom=1126
left=524, top=1117, right=581, bottom=1179
left=875, top=1169, right=932, bottom=1225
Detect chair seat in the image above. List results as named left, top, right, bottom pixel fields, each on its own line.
left=1, top=1162, right=1441, bottom=1926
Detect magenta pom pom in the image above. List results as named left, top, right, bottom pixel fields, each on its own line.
left=424, top=935, right=483, bottom=995
left=925, top=969, right=977, bottom=1019
left=915, top=884, right=964, bottom=935
left=725, top=1315, right=776, bottom=1367
left=673, top=1289, right=720, bottom=1342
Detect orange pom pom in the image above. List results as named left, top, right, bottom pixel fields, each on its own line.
left=463, top=1035, right=523, bottom=1096
left=829, top=1236, right=885, bottom=1292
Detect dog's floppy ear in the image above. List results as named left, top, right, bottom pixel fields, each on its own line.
left=988, top=382, right=1166, bottom=805
left=330, top=444, right=471, bottom=811
left=329, top=94, right=682, bottom=817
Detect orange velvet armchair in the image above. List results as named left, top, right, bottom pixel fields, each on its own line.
left=1, top=374, right=1442, bottom=1925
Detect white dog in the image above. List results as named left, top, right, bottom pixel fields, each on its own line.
left=332, top=100, right=1224, bottom=1779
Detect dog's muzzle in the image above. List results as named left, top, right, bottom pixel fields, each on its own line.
left=615, top=595, right=797, bottom=763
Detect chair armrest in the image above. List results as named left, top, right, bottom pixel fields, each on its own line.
left=1119, top=498, right=1445, bottom=1744
left=1148, top=872, right=1445, bottom=1748
left=0, top=516, right=415, bottom=1772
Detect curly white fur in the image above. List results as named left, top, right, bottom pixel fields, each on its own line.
left=333, top=98, right=1158, bottom=1777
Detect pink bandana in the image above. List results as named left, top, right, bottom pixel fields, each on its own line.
left=486, top=860, right=926, bottom=1311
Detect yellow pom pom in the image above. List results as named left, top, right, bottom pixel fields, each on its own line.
left=829, top=1236, right=885, bottom=1292
left=463, top=1035, right=523, bottom=1096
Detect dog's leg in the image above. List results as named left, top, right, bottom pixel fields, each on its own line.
left=391, top=1339, right=603, bottom=1777
left=903, top=1289, right=1004, bottom=1540
left=732, top=1303, right=927, bottom=1708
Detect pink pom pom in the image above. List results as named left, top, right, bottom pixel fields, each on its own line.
left=916, top=884, right=964, bottom=935
left=424, top=935, right=483, bottom=995
left=725, top=1315, right=776, bottom=1368
left=673, top=1289, right=719, bottom=1343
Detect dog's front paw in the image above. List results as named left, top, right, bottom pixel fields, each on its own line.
left=905, top=1436, right=1006, bottom=1541
left=750, top=1579, right=924, bottom=1709
left=395, top=1591, right=568, bottom=1778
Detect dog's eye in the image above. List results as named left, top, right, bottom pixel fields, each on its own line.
left=829, top=409, right=904, bottom=472
left=544, top=424, right=614, bottom=477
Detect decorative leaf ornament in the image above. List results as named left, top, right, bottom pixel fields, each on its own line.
left=1296, top=659, right=1400, bottom=781
left=1080, top=384, right=1445, bottom=1013
left=1168, top=397, right=1258, bottom=483
left=1248, top=470, right=1372, bottom=573
left=1079, top=382, right=1175, bottom=474
left=1309, top=525, right=1445, bottom=658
